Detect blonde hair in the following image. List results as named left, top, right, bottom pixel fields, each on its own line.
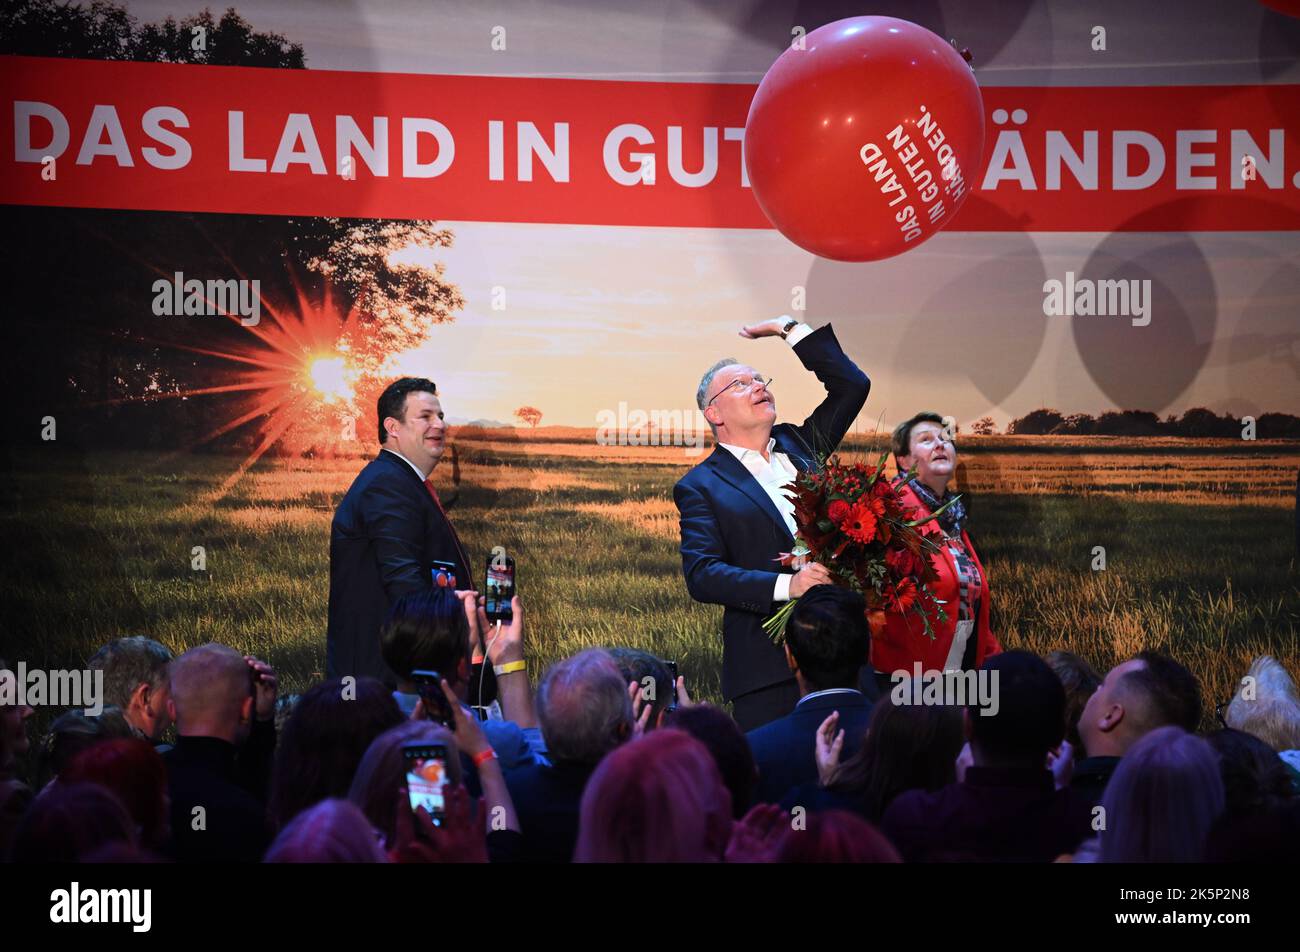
left=1225, top=656, right=1300, bottom=752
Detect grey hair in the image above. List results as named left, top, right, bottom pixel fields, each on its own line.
left=1225, top=655, right=1300, bottom=752
left=87, top=636, right=173, bottom=710
left=536, top=649, right=633, bottom=766
left=697, top=357, right=741, bottom=433
left=697, top=358, right=741, bottom=414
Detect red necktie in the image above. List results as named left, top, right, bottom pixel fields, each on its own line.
left=424, top=479, right=472, bottom=587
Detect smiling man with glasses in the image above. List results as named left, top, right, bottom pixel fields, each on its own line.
left=673, top=315, right=871, bottom=730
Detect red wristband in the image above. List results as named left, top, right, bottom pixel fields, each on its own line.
left=471, top=748, right=497, bottom=767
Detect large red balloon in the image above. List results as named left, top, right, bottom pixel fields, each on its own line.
left=745, top=16, right=985, bottom=262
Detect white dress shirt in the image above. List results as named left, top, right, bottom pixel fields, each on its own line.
left=716, top=320, right=815, bottom=604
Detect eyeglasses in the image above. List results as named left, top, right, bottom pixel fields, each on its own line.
left=706, top=374, right=774, bottom=407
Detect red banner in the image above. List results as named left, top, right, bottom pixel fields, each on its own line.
left=2, top=55, right=1297, bottom=231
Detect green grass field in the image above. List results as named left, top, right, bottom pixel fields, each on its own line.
left=4, top=434, right=1299, bottom=731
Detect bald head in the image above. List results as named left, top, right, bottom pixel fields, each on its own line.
left=1080, top=653, right=1203, bottom=758
left=168, top=643, right=254, bottom=742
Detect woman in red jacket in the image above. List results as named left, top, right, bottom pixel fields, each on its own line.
left=869, top=412, right=1002, bottom=677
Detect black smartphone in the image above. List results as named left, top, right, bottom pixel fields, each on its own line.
left=411, top=669, right=455, bottom=728
left=402, top=743, right=448, bottom=827
left=430, top=559, right=460, bottom=590
left=484, top=553, right=515, bottom=622
left=663, top=659, right=680, bottom=712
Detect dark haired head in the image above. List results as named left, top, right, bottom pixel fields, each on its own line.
left=377, top=377, right=437, bottom=445
left=783, top=585, right=869, bottom=691
left=829, top=696, right=964, bottom=822
left=664, top=703, right=757, bottom=818
left=379, top=587, right=470, bottom=687
left=11, top=781, right=137, bottom=862
left=1046, top=650, right=1102, bottom=749
left=970, top=651, right=1066, bottom=765
left=891, top=411, right=946, bottom=464
left=1204, top=728, right=1298, bottom=820
left=269, top=677, right=405, bottom=829
left=1129, top=650, right=1203, bottom=732
left=36, top=706, right=136, bottom=789
left=607, top=647, right=673, bottom=728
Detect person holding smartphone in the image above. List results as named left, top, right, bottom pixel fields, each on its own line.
left=381, top=586, right=543, bottom=782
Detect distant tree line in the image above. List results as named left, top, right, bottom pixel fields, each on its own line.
left=996, top=408, right=1300, bottom=438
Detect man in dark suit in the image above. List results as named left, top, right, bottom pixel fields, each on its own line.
left=747, top=585, right=874, bottom=804
left=674, top=317, right=870, bottom=730
left=328, top=377, right=474, bottom=683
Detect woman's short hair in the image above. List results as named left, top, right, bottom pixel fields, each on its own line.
left=347, top=720, right=461, bottom=848
left=891, top=411, right=946, bottom=462
left=265, top=799, right=388, bottom=863
left=1098, top=726, right=1225, bottom=862
left=574, top=729, right=732, bottom=863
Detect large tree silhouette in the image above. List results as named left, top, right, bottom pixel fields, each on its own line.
left=4, top=1, right=463, bottom=454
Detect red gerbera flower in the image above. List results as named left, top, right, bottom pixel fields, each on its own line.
left=886, top=577, right=918, bottom=613
left=842, top=500, right=879, bottom=544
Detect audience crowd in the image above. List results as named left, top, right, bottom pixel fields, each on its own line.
left=3, top=585, right=1299, bottom=863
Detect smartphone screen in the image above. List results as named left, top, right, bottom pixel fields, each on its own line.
left=484, top=555, right=515, bottom=622
left=431, top=560, right=459, bottom=590
left=403, top=743, right=448, bottom=826
left=663, top=659, right=679, bottom=711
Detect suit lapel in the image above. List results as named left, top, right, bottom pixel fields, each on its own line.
left=773, top=426, right=818, bottom=473
left=706, top=446, right=795, bottom=543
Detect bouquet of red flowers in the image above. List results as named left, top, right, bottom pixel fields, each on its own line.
left=763, top=452, right=954, bottom=644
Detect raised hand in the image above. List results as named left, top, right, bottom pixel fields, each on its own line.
left=815, top=711, right=845, bottom=786
left=739, top=316, right=793, bottom=339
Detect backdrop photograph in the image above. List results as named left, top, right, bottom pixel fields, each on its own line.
left=1, top=0, right=1298, bottom=919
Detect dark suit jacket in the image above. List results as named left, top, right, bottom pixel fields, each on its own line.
left=673, top=324, right=870, bottom=700
left=327, top=450, right=473, bottom=682
left=747, top=690, right=873, bottom=805
left=502, top=760, right=596, bottom=863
